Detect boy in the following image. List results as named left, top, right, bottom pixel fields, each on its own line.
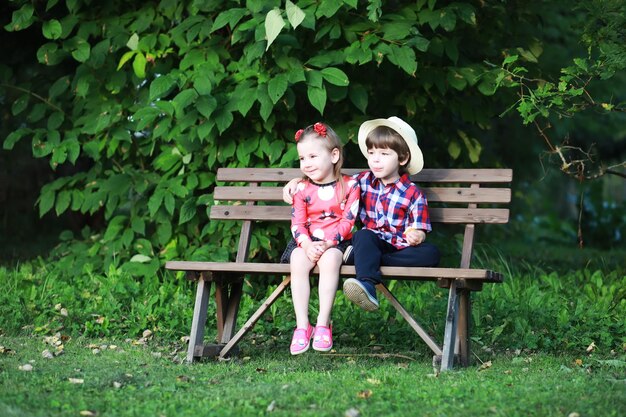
left=284, top=117, right=440, bottom=311
left=342, top=117, right=440, bottom=311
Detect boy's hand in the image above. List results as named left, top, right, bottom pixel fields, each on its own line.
left=282, top=178, right=301, bottom=204
left=404, top=228, right=426, bottom=246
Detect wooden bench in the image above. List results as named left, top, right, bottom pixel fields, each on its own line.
left=165, top=167, right=512, bottom=371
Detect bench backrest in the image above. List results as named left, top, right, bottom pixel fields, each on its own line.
left=212, top=168, right=513, bottom=267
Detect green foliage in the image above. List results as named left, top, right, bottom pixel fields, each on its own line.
left=474, top=269, right=626, bottom=353
left=494, top=0, right=626, bottom=179
left=0, top=260, right=196, bottom=339
left=1, top=0, right=554, bottom=275
left=2, top=247, right=624, bottom=357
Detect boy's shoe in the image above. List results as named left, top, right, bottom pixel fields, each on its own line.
left=290, top=324, right=314, bottom=355
left=343, top=278, right=379, bottom=311
left=312, top=325, right=333, bottom=352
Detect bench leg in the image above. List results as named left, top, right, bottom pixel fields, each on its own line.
left=441, top=280, right=459, bottom=371
left=219, top=276, right=291, bottom=359
left=215, top=281, right=244, bottom=344
left=456, top=289, right=471, bottom=367
left=376, top=283, right=442, bottom=357
left=187, top=277, right=211, bottom=363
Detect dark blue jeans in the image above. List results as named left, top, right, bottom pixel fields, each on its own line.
left=345, top=229, right=441, bottom=285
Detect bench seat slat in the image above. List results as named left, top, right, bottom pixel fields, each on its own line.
left=210, top=205, right=510, bottom=223
left=165, top=261, right=502, bottom=282
left=214, top=186, right=511, bottom=204
left=217, top=168, right=513, bottom=183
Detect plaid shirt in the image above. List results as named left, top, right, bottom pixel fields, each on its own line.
left=355, top=171, right=432, bottom=248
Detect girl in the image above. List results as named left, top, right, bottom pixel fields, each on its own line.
left=280, top=122, right=360, bottom=355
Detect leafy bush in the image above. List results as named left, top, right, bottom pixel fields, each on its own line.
left=1, top=0, right=541, bottom=277
left=3, top=251, right=624, bottom=357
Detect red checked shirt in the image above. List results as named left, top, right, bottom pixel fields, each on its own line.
left=355, top=171, right=432, bottom=248
left=291, top=175, right=360, bottom=246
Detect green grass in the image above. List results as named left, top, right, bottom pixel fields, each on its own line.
left=1, top=336, right=624, bottom=417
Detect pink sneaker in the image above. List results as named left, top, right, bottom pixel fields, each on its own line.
left=290, top=324, right=314, bottom=355
left=312, top=325, right=333, bottom=352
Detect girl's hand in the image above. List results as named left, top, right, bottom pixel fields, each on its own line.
left=302, top=241, right=326, bottom=263
left=283, top=178, right=301, bottom=204
left=405, top=228, right=426, bottom=246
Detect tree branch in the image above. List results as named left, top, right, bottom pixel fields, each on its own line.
left=0, top=83, right=66, bottom=115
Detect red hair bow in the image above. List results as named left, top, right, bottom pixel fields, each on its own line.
left=313, top=122, right=327, bottom=137
left=294, top=123, right=327, bottom=142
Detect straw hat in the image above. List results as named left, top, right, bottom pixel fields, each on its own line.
left=357, top=116, right=424, bottom=175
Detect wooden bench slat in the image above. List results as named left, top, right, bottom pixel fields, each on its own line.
left=214, top=186, right=512, bottom=204
left=210, top=205, right=510, bottom=223
left=165, top=261, right=502, bottom=282
left=217, top=168, right=513, bottom=183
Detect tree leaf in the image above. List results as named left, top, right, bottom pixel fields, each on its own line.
left=197, top=96, right=218, bottom=119
left=172, top=89, right=199, bottom=117
left=3, top=128, right=30, bottom=150
left=104, top=215, right=127, bottom=241
left=439, top=9, right=457, bottom=32
left=148, top=189, right=165, bottom=217
left=193, top=76, right=212, bottom=95
left=132, top=52, right=147, bottom=78
left=306, top=70, right=323, bottom=88
left=49, top=76, right=70, bottom=98
left=117, top=50, right=136, bottom=70
left=164, top=192, right=175, bottom=215
left=382, top=21, right=412, bottom=41
left=214, top=108, right=233, bottom=133
left=410, top=35, right=430, bottom=52
left=321, top=67, right=349, bottom=86
left=477, top=71, right=498, bottom=96
left=42, top=19, right=62, bottom=40
left=46, top=0, right=60, bottom=12
left=366, top=0, right=382, bottom=22
left=317, top=0, right=343, bottom=18
left=71, top=39, right=91, bottom=62
left=127, top=33, right=139, bottom=51
left=150, top=75, right=176, bottom=100
left=448, top=140, right=461, bottom=160
left=38, top=187, right=55, bottom=217
left=231, top=85, right=256, bottom=117
left=179, top=198, right=197, bottom=225
left=459, top=131, right=482, bottom=163
left=37, top=42, right=66, bottom=66
left=268, top=73, right=288, bottom=104
left=211, top=8, right=248, bottom=33
left=156, top=221, right=172, bottom=245
left=286, top=0, right=306, bottom=29
left=388, top=45, right=417, bottom=75
left=265, top=9, right=285, bottom=51
left=130, top=254, right=152, bottom=263
left=349, top=84, right=368, bottom=113
left=131, top=217, right=145, bottom=235
left=6, top=4, right=35, bottom=31
left=55, top=190, right=71, bottom=215
left=307, top=85, right=327, bottom=114
left=65, top=137, right=80, bottom=164
left=447, top=70, right=467, bottom=91
left=11, top=95, right=29, bottom=116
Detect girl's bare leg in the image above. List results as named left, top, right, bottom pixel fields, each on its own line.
left=315, top=248, right=342, bottom=327
left=290, top=248, right=315, bottom=329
